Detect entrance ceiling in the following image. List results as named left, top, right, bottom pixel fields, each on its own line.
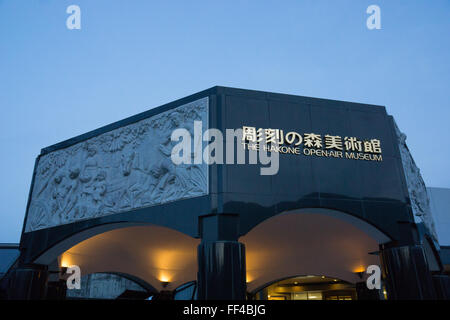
left=241, top=212, right=381, bottom=292
left=60, top=212, right=385, bottom=293
left=59, top=225, right=200, bottom=291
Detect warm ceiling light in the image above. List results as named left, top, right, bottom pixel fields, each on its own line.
left=353, top=266, right=366, bottom=273
left=60, top=256, right=71, bottom=268
left=294, top=282, right=298, bottom=285
left=321, top=276, right=325, bottom=279
left=158, top=271, right=172, bottom=283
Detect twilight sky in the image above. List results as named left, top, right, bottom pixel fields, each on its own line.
left=0, top=1, right=449, bottom=242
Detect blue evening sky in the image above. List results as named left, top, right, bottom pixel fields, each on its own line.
left=0, top=1, right=449, bottom=242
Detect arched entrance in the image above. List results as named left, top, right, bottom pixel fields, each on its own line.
left=32, top=223, right=200, bottom=299
left=240, top=208, right=392, bottom=300
left=65, top=272, right=156, bottom=300
left=254, top=275, right=358, bottom=300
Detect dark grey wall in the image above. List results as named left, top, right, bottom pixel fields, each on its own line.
left=213, top=87, right=414, bottom=242
left=19, top=86, right=417, bottom=265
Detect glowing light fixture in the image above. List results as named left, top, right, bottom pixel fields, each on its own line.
left=159, top=275, right=170, bottom=282
left=353, top=266, right=366, bottom=279
left=60, top=254, right=71, bottom=268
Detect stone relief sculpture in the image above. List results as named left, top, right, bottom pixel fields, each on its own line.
left=393, top=121, right=437, bottom=241
left=25, top=97, right=208, bottom=232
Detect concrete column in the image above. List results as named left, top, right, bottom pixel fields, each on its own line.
left=152, top=290, right=174, bottom=300
left=196, top=214, right=246, bottom=300
left=197, top=240, right=246, bottom=300
left=432, top=275, right=450, bottom=300
left=7, top=265, right=48, bottom=300
left=46, top=279, right=67, bottom=300
left=355, top=281, right=383, bottom=300
left=380, top=245, right=435, bottom=300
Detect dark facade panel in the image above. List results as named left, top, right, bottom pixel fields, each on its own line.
left=215, top=87, right=413, bottom=241
left=20, top=86, right=416, bottom=264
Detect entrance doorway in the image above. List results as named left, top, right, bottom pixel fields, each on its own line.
left=240, top=209, right=391, bottom=299
left=254, top=275, right=356, bottom=300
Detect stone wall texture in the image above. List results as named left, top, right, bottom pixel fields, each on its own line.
left=394, top=120, right=437, bottom=241
left=25, top=97, right=209, bottom=232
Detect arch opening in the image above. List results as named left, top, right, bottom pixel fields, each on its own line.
left=65, top=272, right=155, bottom=300
left=253, top=275, right=358, bottom=301
left=53, top=225, right=199, bottom=295
left=241, top=209, right=391, bottom=299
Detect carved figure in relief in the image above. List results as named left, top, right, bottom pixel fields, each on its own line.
left=117, top=151, right=149, bottom=209
left=51, top=168, right=79, bottom=224
left=395, top=124, right=437, bottom=241
left=79, top=143, right=100, bottom=184
left=25, top=98, right=208, bottom=232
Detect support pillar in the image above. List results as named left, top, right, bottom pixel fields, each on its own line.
left=432, top=275, right=450, bottom=300
left=380, top=245, right=435, bottom=300
left=197, top=240, right=246, bottom=300
left=46, top=279, right=67, bottom=300
left=152, top=290, right=174, bottom=300
left=355, top=281, right=382, bottom=300
left=197, top=214, right=246, bottom=300
left=7, top=265, right=48, bottom=300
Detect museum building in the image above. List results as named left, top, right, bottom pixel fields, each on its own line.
left=1, top=86, right=449, bottom=300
